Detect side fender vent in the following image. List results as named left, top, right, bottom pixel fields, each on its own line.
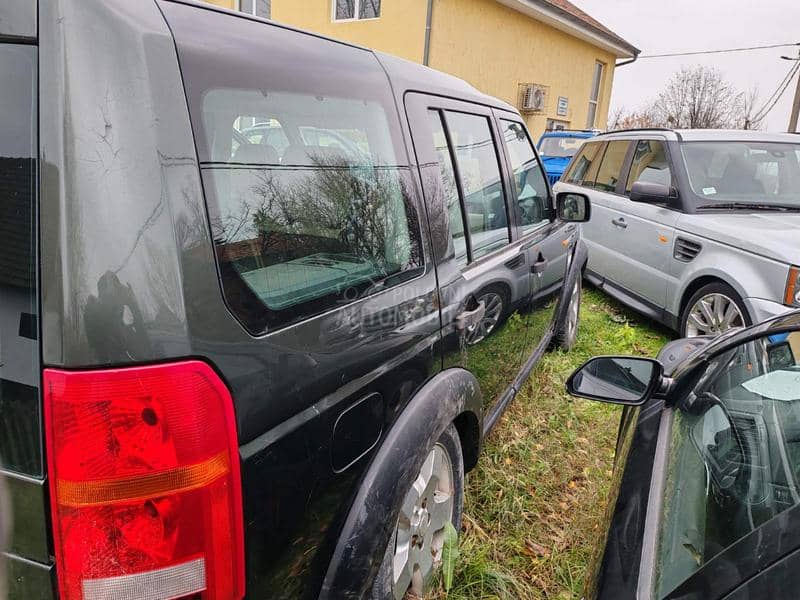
left=674, top=237, right=702, bottom=262
left=504, top=254, right=525, bottom=271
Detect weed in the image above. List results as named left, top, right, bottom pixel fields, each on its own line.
left=437, top=287, right=671, bottom=599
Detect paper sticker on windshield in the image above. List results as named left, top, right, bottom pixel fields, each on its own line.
left=702, top=187, right=717, bottom=195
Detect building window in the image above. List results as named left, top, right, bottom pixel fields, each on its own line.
left=240, top=0, right=270, bottom=19
left=586, top=61, right=604, bottom=128
left=333, top=0, right=381, bottom=21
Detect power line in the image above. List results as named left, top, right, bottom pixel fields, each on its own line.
left=754, top=59, right=800, bottom=117
left=639, top=42, right=800, bottom=59
left=753, top=61, right=800, bottom=122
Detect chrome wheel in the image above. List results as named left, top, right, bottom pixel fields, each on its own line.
left=465, top=291, right=503, bottom=345
left=686, top=293, right=745, bottom=337
left=392, top=444, right=455, bottom=600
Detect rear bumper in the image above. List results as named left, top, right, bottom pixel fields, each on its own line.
left=746, top=297, right=794, bottom=325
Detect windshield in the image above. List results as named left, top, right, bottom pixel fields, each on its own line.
left=539, top=136, right=586, bottom=158
left=681, top=141, right=800, bottom=206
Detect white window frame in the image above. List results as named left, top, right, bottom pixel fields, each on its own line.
left=586, top=61, right=604, bottom=128
left=331, top=0, right=381, bottom=22
left=237, top=0, right=270, bottom=19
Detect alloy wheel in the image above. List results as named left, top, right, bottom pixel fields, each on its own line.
left=392, top=443, right=455, bottom=599
left=465, top=292, right=504, bottom=345
left=686, top=293, right=745, bottom=337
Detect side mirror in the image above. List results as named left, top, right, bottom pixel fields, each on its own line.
left=556, top=192, right=590, bottom=222
left=566, top=356, right=664, bottom=406
left=629, top=181, right=677, bottom=204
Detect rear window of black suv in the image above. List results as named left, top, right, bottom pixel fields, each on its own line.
left=172, top=12, right=424, bottom=334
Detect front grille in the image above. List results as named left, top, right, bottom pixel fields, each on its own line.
left=674, top=237, right=702, bottom=262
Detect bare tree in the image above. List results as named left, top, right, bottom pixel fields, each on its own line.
left=650, top=66, right=762, bottom=129
left=608, top=66, right=763, bottom=131
left=608, top=106, right=661, bottom=130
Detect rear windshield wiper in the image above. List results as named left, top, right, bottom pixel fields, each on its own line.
left=697, top=202, right=800, bottom=212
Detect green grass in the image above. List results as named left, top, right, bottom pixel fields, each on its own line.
left=435, top=287, right=672, bottom=599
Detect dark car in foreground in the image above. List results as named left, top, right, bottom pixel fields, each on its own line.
left=569, top=310, right=800, bottom=599
left=0, top=1, right=589, bottom=598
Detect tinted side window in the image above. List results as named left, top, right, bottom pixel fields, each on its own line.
left=198, top=91, right=423, bottom=334
left=593, top=141, right=629, bottom=193
left=655, top=333, right=800, bottom=597
left=428, top=110, right=468, bottom=267
left=564, top=141, right=605, bottom=187
left=500, top=119, right=550, bottom=235
left=0, top=44, right=40, bottom=475
left=445, top=111, right=510, bottom=261
left=627, top=140, right=672, bottom=193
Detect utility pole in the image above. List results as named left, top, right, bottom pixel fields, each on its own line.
left=790, top=65, right=800, bottom=132
left=783, top=48, right=800, bottom=132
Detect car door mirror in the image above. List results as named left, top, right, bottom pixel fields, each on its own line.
left=566, top=356, right=664, bottom=406
left=556, top=192, right=590, bottom=222
left=629, top=181, right=677, bottom=204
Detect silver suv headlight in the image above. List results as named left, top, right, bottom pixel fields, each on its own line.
left=785, top=266, right=800, bottom=307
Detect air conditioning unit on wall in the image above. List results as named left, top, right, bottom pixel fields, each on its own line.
left=519, top=83, right=548, bottom=114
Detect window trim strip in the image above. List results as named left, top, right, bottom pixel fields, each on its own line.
left=439, top=110, right=474, bottom=264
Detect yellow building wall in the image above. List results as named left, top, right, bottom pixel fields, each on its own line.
left=201, top=0, right=619, bottom=140
left=427, top=0, right=617, bottom=139
left=272, top=0, right=429, bottom=64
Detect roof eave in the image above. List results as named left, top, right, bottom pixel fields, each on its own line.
left=495, top=0, right=640, bottom=59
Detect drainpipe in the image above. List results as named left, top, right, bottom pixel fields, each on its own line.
left=615, top=53, right=639, bottom=68
left=423, top=0, right=434, bottom=66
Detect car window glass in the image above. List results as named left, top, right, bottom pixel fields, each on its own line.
left=627, top=140, right=672, bottom=193
left=444, top=111, right=510, bottom=260
left=564, top=141, right=605, bottom=187
left=428, top=110, right=468, bottom=267
left=200, top=89, right=423, bottom=333
left=655, top=332, right=800, bottom=597
left=539, top=136, right=586, bottom=158
left=0, top=44, right=41, bottom=475
left=230, top=118, right=291, bottom=160
left=681, top=141, right=800, bottom=205
left=593, top=141, right=629, bottom=193
left=500, top=119, right=549, bottom=235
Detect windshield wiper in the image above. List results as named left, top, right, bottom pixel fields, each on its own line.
left=698, top=202, right=800, bottom=212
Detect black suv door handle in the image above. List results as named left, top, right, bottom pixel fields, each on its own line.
left=612, top=217, right=628, bottom=229
left=456, top=300, right=486, bottom=331
left=531, top=255, right=548, bottom=274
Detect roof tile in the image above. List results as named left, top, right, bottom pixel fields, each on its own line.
left=536, top=0, right=639, bottom=55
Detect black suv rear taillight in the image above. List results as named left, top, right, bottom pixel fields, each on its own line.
left=44, top=361, right=245, bottom=600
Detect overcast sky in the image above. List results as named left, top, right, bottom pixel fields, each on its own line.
left=571, top=0, right=800, bottom=132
